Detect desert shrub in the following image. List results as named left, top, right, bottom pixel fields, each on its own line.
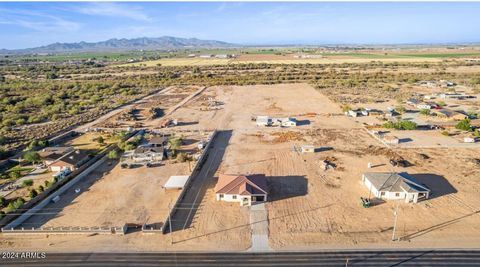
left=456, top=119, right=472, bottom=131
left=441, top=131, right=450, bottom=136
left=38, top=185, right=45, bottom=192
left=107, top=150, right=119, bottom=159
left=9, top=171, right=21, bottom=179
left=395, top=105, right=406, bottom=114
left=437, top=101, right=446, bottom=107
left=96, top=136, right=105, bottom=144
left=29, top=189, right=38, bottom=198
left=419, top=109, right=431, bottom=116
left=383, top=120, right=417, bottom=130
left=176, top=152, right=189, bottom=163
left=0, top=196, right=6, bottom=207
left=22, top=179, right=33, bottom=187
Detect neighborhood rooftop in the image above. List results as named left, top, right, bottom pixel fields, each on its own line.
left=214, top=174, right=268, bottom=196
left=363, top=172, right=430, bottom=193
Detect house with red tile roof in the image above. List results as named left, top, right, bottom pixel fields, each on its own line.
left=214, top=174, right=268, bottom=206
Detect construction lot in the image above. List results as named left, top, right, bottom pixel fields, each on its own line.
left=171, top=83, right=480, bottom=250
left=2, top=83, right=479, bottom=252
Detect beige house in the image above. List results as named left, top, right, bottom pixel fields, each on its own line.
left=214, top=174, right=268, bottom=206
left=49, top=150, right=89, bottom=172
left=362, top=172, right=430, bottom=203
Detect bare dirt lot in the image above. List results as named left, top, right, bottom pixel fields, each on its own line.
left=20, top=159, right=189, bottom=228
left=173, top=83, right=480, bottom=250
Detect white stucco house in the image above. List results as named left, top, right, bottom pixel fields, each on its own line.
left=214, top=174, right=268, bottom=206
left=362, top=172, right=430, bottom=203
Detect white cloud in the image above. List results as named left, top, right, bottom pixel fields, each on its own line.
left=0, top=8, right=81, bottom=32
left=75, top=3, right=152, bottom=22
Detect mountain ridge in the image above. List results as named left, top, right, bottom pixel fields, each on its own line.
left=0, top=36, right=237, bottom=54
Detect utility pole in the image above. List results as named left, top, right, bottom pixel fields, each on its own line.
left=392, top=201, right=399, bottom=241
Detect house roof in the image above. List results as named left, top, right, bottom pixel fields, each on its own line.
left=364, top=172, right=430, bottom=193
left=164, top=175, right=189, bottom=189
left=51, top=150, right=89, bottom=166
left=39, top=146, right=74, bottom=160
left=149, top=136, right=167, bottom=145
left=133, top=146, right=164, bottom=154
left=215, top=174, right=268, bottom=196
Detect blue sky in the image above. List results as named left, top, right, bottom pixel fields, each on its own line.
left=0, top=2, right=479, bottom=49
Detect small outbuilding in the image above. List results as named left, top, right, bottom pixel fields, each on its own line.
left=164, top=175, right=189, bottom=189
left=362, top=172, right=430, bottom=203
left=301, top=145, right=315, bottom=153
left=383, top=136, right=400, bottom=145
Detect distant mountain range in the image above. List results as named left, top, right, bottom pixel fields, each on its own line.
left=0, top=36, right=237, bottom=54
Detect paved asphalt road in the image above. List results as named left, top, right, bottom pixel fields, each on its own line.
left=1, top=250, right=479, bottom=266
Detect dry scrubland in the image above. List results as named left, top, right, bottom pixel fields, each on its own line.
left=2, top=83, right=479, bottom=252
left=122, top=55, right=443, bottom=67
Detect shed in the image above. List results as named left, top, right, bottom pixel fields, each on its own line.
left=164, top=176, right=189, bottom=189
left=301, top=145, right=315, bottom=153
left=383, top=136, right=400, bottom=145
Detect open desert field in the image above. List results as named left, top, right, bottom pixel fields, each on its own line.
left=171, top=83, right=480, bottom=250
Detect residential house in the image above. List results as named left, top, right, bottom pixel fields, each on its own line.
left=439, top=93, right=465, bottom=100
left=39, top=146, right=74, bottom=166
left=214, top=174, right=268, bottom=206
left=49, top=150, right=90, bottom=172
left=148, top=136, right=168, bottom=147
left=362, top=172, right=430, bottom=203
left=131, top=146, right=164, bottom=163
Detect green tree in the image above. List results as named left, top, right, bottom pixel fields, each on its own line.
left=0, top=135, right=6, bottom=145
left=29, top=189, right=38, bottom=198
left=456, top=119, right=472, bottom=131
left=24, top=150, right=41, bottom=164
left=168, top=136, right=183, bottom=155
left=107, top=150, right=119, bottom=159
left=38, top=185, right=45, bottom=192
left=97, top=136, right=105, bottom=145
left=0, top=196, right=6, bottom=207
